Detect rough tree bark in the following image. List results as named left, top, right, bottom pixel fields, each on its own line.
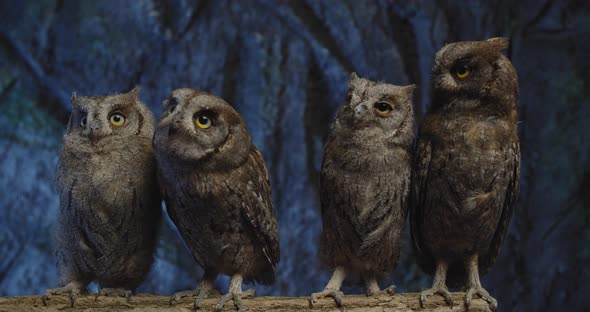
left=0, top=293, right=491, bottom=312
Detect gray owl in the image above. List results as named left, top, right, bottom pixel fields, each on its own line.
left=310, top=73, right=416, bottom=307
left=410, top=37, right=520, bottom=311
left=153, top=89, right=280, bottom=312
left=43, top=88, right=162, bottom=306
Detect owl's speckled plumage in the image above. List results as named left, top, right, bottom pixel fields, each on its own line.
left=44, top=88, right=162, bottom=305
left=310, top=73, right=415, bottom=307
left=153, top=89, right=279, bottom=311
left=410, top=38, right=520, bottom=311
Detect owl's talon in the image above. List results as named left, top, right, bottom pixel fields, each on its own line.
left=214, top=289, right=253, bottom=312
left=465, top=286, right=497, bottom=311
left=367, top=284, right=396, bottom=296
left=419, top=286, right=453, bottom=308
left=169, top=289, right=197, bottom=305
left=309, top=288, right=345, bottom=307
left=42, top=284, right=82, bottom=307
left=95, top=288, right=132, bottom=303
left=194, top=287, right=213, bottom=310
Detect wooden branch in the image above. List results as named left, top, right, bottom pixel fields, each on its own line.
left=0, top=293, right=492, bottom=311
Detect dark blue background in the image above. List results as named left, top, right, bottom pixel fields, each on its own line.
left=1, top=1, right=589, bottom=311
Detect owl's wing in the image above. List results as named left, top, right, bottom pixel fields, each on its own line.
left=409, top=136, right=436, bottom=275
left=480, top=142, right=520, bottom=273
left=237, top=148, right=280, bottom=278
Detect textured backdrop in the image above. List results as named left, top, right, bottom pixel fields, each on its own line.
left=0, top=1, right=589, bottom=311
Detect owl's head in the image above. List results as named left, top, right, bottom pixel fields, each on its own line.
left=67, top=87, right=154, bottom=145
left=432, top=37, right=517, bottom=103
left=153, top=88, right=251, bottom=168
left=333, top=73, right=415, bottom=146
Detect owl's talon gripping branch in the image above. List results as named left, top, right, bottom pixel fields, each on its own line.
left=419, top=286, right=454, bottom=309
left=214, top=274, right=254, bottom=312
left=42, top=281, right=83, bottom=307
left=465, top=286, right=497, bottom=311
left=169, top=273, right=216, bottom=310
left=94, top=288, right=132, bottom=302
left=309, top=288, right=345, bottom=307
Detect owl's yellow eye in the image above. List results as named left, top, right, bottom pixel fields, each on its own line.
left=109, top=112, right=126, bottom=127
left=454, top=65, right=472, bottom=79
left=374, top=102, right=393, bottom=117
left=194, top=112, right=213, bottom=129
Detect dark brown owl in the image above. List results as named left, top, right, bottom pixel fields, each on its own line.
left=43, top=88, right=162, bottom=306
left=153, top=89, right=279, bottom=312
left=410, top=37, right=520, bottom=311
left=310, top=73, right=416, bottom=307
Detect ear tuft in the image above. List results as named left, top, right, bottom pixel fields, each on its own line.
left=70, top=91, right=79, bottom=106
left=404, top=84, right=417, bottom=97
left=486, top=37, right=509, bottom=51
left=350, top=72, right=359, bottom=81
left=129, top=86, right=141, bottom=98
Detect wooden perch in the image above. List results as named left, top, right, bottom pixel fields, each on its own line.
left=0, top=293, right=492, bottom=311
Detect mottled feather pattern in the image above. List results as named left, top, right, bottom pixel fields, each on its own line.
left=319, top=74, right=415, bottom=277
left=54, top=88, right=161, bottom=291
left=153, top=89, right=280, bottom=286
left=410, top=38, right=520, bottom=290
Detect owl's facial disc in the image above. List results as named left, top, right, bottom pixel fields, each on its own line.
left=157, top=97, right=230, bottom=163
left=76, top=105, right=134, bottom=143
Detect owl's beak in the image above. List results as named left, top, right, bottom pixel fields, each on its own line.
left=88, top=126, right=100, bottom=143
left=87, top=119, right=105, bottom=143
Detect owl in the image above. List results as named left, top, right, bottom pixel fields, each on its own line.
left=153, top=89, right=280, bottom=312
left=310, top=73, right=416, bottom=307
left=42, top=87, right=162, bottom=306
left=410, top=37, right=520, bottom=311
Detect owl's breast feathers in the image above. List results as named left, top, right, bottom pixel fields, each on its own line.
left=319, top=139, right=410, bottom=271
left=410, top=112, right=520, bottom=278
left=163, top=147, right=279, bottom=283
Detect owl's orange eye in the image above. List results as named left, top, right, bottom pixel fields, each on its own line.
left=374, top=102, right=393, bottom=117
left=194, top=112, right=213, bottom=129
left=454, top=64, right=472, bottom=79
left=109, top=112, right=126, bottom=127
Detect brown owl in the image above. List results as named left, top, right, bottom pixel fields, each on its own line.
left=410, top=37, right=520, bottom=311
left=153, top=89, right=279, bottom=312
left=310, top=73, right=415, bottom=307
left=43, top=88, right=162, bottom=306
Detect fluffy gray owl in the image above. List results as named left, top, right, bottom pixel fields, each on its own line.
left=410, top=37, right=520, bottom=311
left=43, top=88, right=162, bottom=306
left=153, top=89, right=279, bottom=312
left=310, top=73, right=415, bottom=307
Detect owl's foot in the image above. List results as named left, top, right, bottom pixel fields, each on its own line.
left=170, top=272, right=217, bottom=310
left=214, top=288, right=255, bottom=312
left=465, top=286, right=497, bottom=311
left=94, top=288, right=132, bottom=302
left=169, top=289, right=197, bottom=305
left=309, top=288, right=345, bottom=307
left=419, top=286, right=453, bottom=309
left=42, top=282, right=84, bottom=307
left=367, top=284, right=396, bottom=296
left=168, top=287, right=215, bottom=310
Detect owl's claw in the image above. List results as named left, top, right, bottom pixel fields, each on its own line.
left=367, top=284, right=396, bottom=296
left=169, top=289, right=197, bottom=305
left=169, top=287, right=213, bottom=310
left=42, top=284, right=82, bottom=307
left=309, top=288, right=345, bottom=307
left=419, top=286, right=453, bottom=308
left=94, top=288, right=132, bottom=302
left=214, top=289, right=255, bottom=312
left=465, top=286, right=497, bottom=311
